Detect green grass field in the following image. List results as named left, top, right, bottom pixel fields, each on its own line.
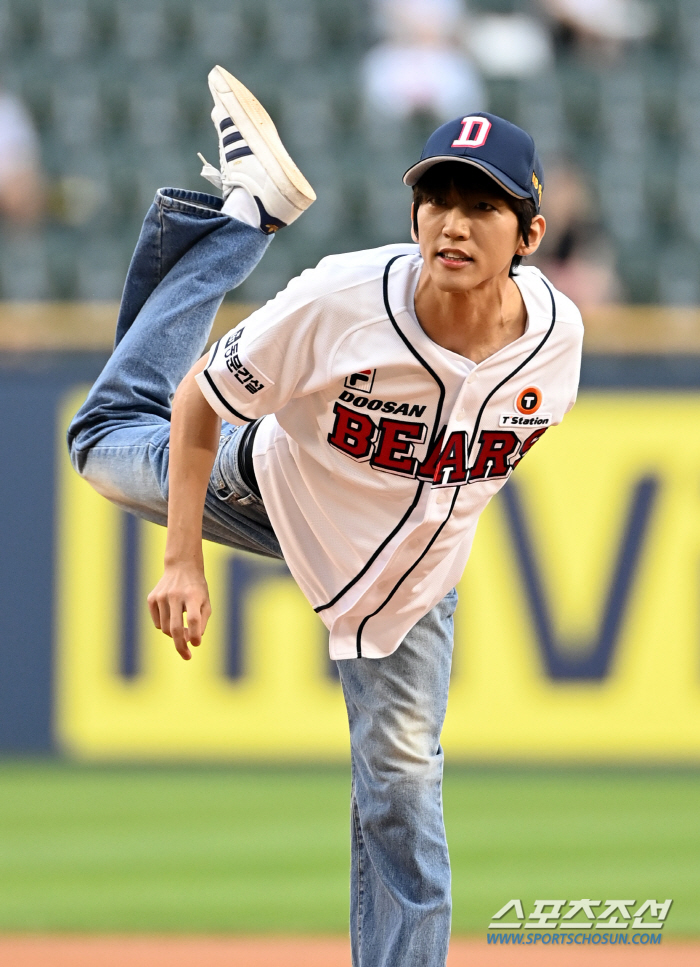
left=0, top=762, right=697, bottom=936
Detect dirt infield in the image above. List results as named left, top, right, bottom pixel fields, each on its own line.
left=0, top=936, right=697, bottom=966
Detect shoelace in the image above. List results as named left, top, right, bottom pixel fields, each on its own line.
left=197, top=152, right=223, bottom=191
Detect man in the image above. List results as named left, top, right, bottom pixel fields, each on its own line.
left=68, top=66, right=582, bottom=967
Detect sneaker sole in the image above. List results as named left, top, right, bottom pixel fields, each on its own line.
left=209, top=65, right=316, bottom=211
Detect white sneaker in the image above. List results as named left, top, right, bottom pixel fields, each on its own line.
left=199, top=65, right=316, bottom=234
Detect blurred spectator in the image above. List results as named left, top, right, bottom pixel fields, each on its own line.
left=362, top=0, right=486, bottom=122
left=0, top=90, right=45, bottom=226
left=530, top=163, right=623, bottom=306
left=464, top=14, right=554, bottom=79
left=539, top=0, right=656, bottom=55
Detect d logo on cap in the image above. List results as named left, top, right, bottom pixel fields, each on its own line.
left=451, top=116, right=492, bottom=149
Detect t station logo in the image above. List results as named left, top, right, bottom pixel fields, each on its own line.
left=500, top=386, right=551, bottom=428
left=516, top=387, right=542, bottom=414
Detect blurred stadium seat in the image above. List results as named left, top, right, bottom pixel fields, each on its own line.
left=0, top=0, right=695, bottom=303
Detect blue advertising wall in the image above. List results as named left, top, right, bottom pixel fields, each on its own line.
left=0, top=352, right=107, bottom=752
left=3, top=346, right=700, bottom=759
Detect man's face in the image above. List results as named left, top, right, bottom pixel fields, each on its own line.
left=413, top=183, right=526, bottom=294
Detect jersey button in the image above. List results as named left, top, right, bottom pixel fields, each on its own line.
left=436, top=491, right=449, bottom=504
left=457, top=409, right=466, bottom=421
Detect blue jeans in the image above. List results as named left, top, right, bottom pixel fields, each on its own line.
left=68, top=187, right=455, bottom=967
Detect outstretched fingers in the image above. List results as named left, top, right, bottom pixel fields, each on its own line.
left=147, top=574, right=212, bottom=661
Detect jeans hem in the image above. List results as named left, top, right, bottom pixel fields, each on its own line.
left=155, top=186, right=226, bottom=217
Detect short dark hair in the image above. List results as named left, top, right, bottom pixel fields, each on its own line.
left=411, top=162, right=538, bottom=274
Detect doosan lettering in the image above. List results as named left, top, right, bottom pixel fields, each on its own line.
left=338, top=389, right=427, bottom=416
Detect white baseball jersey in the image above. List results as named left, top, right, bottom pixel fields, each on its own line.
left=196, top=244, right=583, bottom=660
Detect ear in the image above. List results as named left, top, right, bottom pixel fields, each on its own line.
left=516, top=214, right=546, bottom=258
left=410, top=202, right=419, bottom=243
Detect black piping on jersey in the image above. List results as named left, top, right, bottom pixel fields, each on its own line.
left=315, top=481, right=426, bottom=615
left=383, top=254, right=446, bottom=449
left=353, top=276, right=557, bottom=655
left=355, top=487, right=459, bottom=657
left=466, top=276, right=557, bottom=461
left=314, top=254, right=446, bottom=617
left=202, top=338, right=254, bottom=423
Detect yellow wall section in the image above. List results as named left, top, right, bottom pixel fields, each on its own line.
left=56, top=390, right=700, bottom=761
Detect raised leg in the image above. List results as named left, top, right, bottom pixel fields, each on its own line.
left=68, top=63, right=315, bottom=557
left=67, top=187, right=282, bottom=557
left=69, top=187, right=270, bottom=464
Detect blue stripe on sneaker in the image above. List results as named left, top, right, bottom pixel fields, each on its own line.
left=223, top=131, right=244, bottom=147
left=225, top=145, right=254, bottom=162
left=220, top=117, right=234, bottom=132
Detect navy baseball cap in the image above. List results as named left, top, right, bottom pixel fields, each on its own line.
left=403, top=113, right=544, bottom=212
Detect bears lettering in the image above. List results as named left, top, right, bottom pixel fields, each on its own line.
left=370, top=418, right=427, bottom=476
left=468, top=430, right=520, bottom=481
left=327, top=403, right=376, bottom=460
left=327, top=407, right=542, bottom=483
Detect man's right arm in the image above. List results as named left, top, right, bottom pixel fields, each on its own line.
left=147, top=354, right=220, bottom=661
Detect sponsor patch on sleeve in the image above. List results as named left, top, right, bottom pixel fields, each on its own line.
left=223, top=326, right=266, bottom=394
left=499, top=412, right=552, bottom=428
